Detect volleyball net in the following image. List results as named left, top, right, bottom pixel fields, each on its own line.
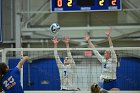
left=1, top=47, right=140, bottom=91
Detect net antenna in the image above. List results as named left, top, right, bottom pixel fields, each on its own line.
left=20, top=33, right=32, bottom=87
left=20, top=33, right=24, bottom=88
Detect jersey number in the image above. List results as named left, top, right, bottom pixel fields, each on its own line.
left=64, top=71, right=67, bottom=76
left=3, top=76, right=15, bottom=88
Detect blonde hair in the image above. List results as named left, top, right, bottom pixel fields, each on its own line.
left=105, top=49, right=112, bottom=57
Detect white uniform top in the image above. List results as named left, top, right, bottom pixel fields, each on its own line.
left=93, top=47, right=117, bottom=80
left=54, top=50, right=77, bottom=90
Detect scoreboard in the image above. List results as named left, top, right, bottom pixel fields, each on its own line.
left=51, top=0, right=121, bottom=12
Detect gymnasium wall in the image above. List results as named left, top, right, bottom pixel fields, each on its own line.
left=117, top=57, right=140, bottom=90
left=8, top=57, right=140, bottom=91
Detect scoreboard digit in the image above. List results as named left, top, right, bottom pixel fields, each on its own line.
left=56, top=0, right=62, bottom=7
left=67, top=0, right=72, bottom=7
left=110, top=0, right=117, bottom=6
left=51, top=0, right=121, bottom=12
left=99, top=0, right=104, bottom=6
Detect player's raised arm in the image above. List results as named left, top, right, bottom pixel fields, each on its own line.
left=85, top=33, right=95, bottom=48
left=63, top=36, right=74, bottom=62
left=105, top=28, right=113, bottom=47
left=105, top=28, right=117, bottom=62
left=52, top=37, right=63, bottom=68
left=85, top=33, right=105, bottom=63
left=17, top=56, right=29, bottom=71
left=63, top=36, right=76, bottom=70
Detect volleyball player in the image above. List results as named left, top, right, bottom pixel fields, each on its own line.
left=52, top=36, right=79, bottom=91
left=0, top=56, right=29, bottom=93
left=85, top=29, right=118, bottom=90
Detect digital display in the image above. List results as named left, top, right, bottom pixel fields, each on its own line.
left=51, top=0, right=121, bottom=12
left=77, top=0, right=95, bottom=6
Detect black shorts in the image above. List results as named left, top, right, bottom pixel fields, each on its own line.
left=61, top=89, right=79, bottom=91
left=104, top=79, right=116, bottom=83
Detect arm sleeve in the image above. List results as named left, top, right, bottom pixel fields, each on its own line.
left=67, top=50, right=77, bottom=73
left=93, top=50, right=106, bottom=64
left=54, top=50, right=63, bottom=69
left=110, top=46, right=117, bottom=63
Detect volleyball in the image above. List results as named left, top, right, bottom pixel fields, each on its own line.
left=50, top=23, right=60, bottom=34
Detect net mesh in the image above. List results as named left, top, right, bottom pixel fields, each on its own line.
left=2, top=47, right=140, bottom=91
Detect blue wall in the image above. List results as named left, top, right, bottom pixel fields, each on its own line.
left=8, top=57, right=140, bottom=90
left=8, top=58, right=61, bottom=90
left=117, top=57, right=140, bottom=90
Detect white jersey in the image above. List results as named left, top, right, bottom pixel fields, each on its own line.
left=60, top=64, right=75, bottom=90
left=93, top=47, right=117, bottom=80
left=62, top=64, right=72, bottom=77
left=54, top=50, right=77, bottom=90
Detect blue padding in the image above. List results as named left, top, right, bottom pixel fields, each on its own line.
left=8, top=58, right=61, bottom=90
left=9, top=57, right=140, bottom=90
left=117, top=57, right=140, bottom=90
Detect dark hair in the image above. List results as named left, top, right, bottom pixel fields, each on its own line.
left=0, top=63, right=7, bottom=75
left=91, top=83, right=100, bottom=93
left=0, top=63, right=8, bottom=90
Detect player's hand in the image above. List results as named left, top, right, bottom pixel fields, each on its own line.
left=85, top=33, right=90, bottom=42
left=105, top=28, right=112, bottom=37
left=52, top=36, right=59, bottom=45
left=63, top=36, right=70, bottom=44
left=22, top=56, right=32, bottom=63
left=23, top=56, right=29, bottom=60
